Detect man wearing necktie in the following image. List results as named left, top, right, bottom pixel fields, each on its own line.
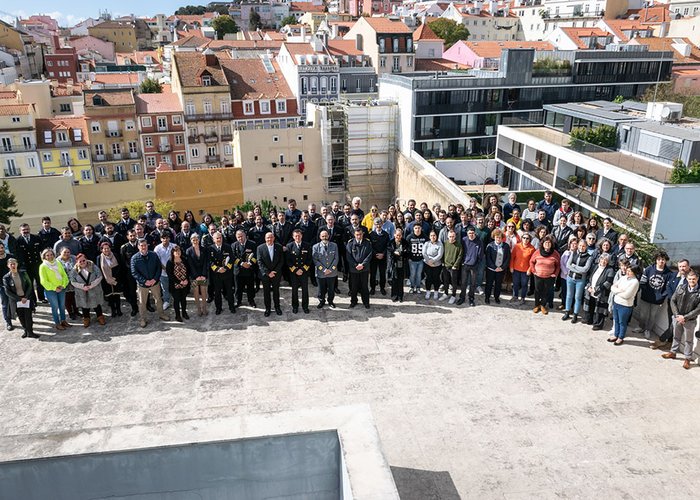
left=208, top=232, right=236, bottom=315
left=15, top=223, right=44, bottom=302
left=286, top=229, right=313, bottom=314
left=312, top=229, right=339, bottom=309
left=256, top=232, right=284, bottom=317
left=346, top=228, right=373, bottom=309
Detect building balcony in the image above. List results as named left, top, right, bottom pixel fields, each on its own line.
left=93, top=153, right=140, bottom=162
left=204, top=134, right=218, bottom=143
left=54, top=140, right=72, bottom=148
left=105, top=130, right=123, bottom=138
left=220, top=134, right=232, bottom=141
left=496, top=148, right=554, bottom=185
left=158, top=144, right=171, bottom=152
left=3, top=168, right=21, bottom=177
left=60, top=159, right=72, bottom=166
left=206, top=155, right=220, bottom=163
left=128, top=152, right=141, bottom=159
left=188, top=135, right=201, bottom=143
left=1, top=144, right=36, bottom=153
left=185, top=112, right=233, bottom=121
left=113, top=172, right=129, bottom=182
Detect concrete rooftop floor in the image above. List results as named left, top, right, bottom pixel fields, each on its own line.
left=1, top=286, right=699, bottom=499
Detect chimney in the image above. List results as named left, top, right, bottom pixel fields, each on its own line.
left=53, top=35, right=61, bottom=50
left=356, top=33, right=363, bottom=51
left=203, top=48, right=217, bottom=66
left=300, top=25, right=306, bottom=40
left=331, top=23, right=338, bottom=39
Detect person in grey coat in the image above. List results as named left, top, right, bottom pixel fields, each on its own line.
left=312, top=229, right=339, bottom=309
left=662, top=270, right=700, bottom=370
left=69, top=254, right=105, bottom=327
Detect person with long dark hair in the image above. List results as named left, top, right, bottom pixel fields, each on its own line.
left=97, top=242, right=123, bottom=317
left=608, top=264, right=641, bottom=346
left=167, top=245, right=190, bottom=322
left=583, top=253, right=615, bottom=330
left=39, top=248, right=71, bottom=331
left=3, top=258, right=37, bottom=338
left=387, top=228, right=408, bottom=302
left=528, top=235, right=560, bottom=315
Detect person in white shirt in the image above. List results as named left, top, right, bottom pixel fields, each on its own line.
left=153, top=232, right=173, bottom=309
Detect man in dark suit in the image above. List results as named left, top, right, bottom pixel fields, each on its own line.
left=286, top=229, right=313, bottom=314
left=346, top=227, right=373, bottom=309
left=15, top=223, right=44, bottom=302
left=37, top=216, right=61, bottom=251
left=317, top=214, right=344, bottom=294
left=93, top=210, right=111, bottom=236
left=116, top=207, right=136, bottom=236
left=232, top=229, right=257, bottom=308
left=208, top=232, right=236, bottom=315
left=121, top=229, right=142, bottom=316
left=175, top=221, right=194, bottom=252
left=313, top=229, right=339, bottom=309
left=368, top=218, right=390, bottom=295
left=98, top=222, right=126, bottom=251
left=248, top=215, right=271, bottom=248
left=271, top=211, right=294, bottom=247
left=78, top=225, right=100, bottom=262
left=256, top=232, right=284, bottom=317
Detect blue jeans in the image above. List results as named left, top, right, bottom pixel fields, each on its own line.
left=565, top=277, right=586, bottom=314
left=408, top=260, right=424, bottom=289
left=512, top=270, right=529, bottom=299
left=613, top=302, right=633, bottom=339
left=45, top=289, right=66, bottom=324
left=160, top=274, right=171, bottom=303
left=476, top=258, right=486, bottom=288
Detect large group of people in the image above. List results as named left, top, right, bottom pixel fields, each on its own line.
left=1, top=193, right=698, bottom=369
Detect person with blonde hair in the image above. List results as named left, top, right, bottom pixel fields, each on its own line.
left=39, top=248, right=71, bottom=331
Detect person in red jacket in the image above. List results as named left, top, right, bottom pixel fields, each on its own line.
left=528, top=235, right=560, bottom=315
left=510, top=233, right=536, bottom=305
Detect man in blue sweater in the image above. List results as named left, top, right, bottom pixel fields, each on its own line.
left=457, top=228, right=483, bottom=307
left=635, top=251, right=673, bottom=341
left=131, top=238, right=169, bottom=328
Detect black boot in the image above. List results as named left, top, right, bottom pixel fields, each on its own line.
left=562, top=311, right=571, bottom=321
left=116, top=301, right=123, bottom=316
left=571, top=314, right=579, bottom=324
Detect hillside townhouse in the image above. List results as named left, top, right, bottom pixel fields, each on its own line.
left=35, top=117, right=93, bottom=184
left=344, top=17, right=415, bottom=76
left=135, top=93, right=187, bottom=176
left=0, top=103, right=41, bottom=179
left=440, top=1, right=521, bottom=41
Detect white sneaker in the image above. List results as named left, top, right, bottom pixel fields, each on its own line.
left=163, top=301, right=170, bottom=310
left=425, top=291, right=431, bottom=300
left=644, top=330, right=651, bottom=340
left=439, top=293, right=448, bottom=301
left=417, top=287, right=422, bottom=294
left=409, top=287, right=415, bottom=294
left=448, top=296, right=456, bottom=305
left=433, top=291, right=440, bottom=299
left=476, top=286, right=484, bottom=295
left=609, top=327, right=615, bottom=334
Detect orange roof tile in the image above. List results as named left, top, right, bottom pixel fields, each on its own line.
left=415, top=59, right=470, bottom=71
left=84, top=89, right=135, bottom=108
left=558, top=28, right=610, bottom=49
left=0, top=90, right=18, bottom=100
left=0, top=104, right=31, bottom=116
left=220, top=58, right=294, bottom=100
left=91, top=73, right=142, bottom=86
left=625, top=5, right=671, bottom=24
left=289, top=2, right=326, bottom=12
left=35, top=117, right=90, bottom=146
left=173, top=52, right=228, bottom=88
left=363, top=17, right=412, bottom=34
left=464, top=40, right=554, bottom=58
left=630, top=37, right=700, bottom=65
left=413, top=23, right=441, bottom=41
left=327, top=39, right=363, bottom=56
left=135, top=92, right=183, bottom=114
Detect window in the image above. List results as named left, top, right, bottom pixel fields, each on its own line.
left=297, top=135, right=302, bottom=141
left=176, top=154, right=185, bottom=165
left=393, top=38, right=399, bottom=52
left=95, top=144, right=104, bottom=155
left=407, top=56, right=413, bottom=68
left=112, top=143, right=122, bottom=155
left=175, top=135, right=184, bottom=145
left=380, top=57, right=386, bottom=68
left=243, top=101, right=254, bottom=115
left=78, top=149, right=88, bottom=160
left=98, top=166, right=107, bottom=177
left=43, top=152, right=52, bottom=162
left=144, top=136, right=153, bottom=147
left=147, top=156, right=156, bottom=167
left=73, top=129, right=82, bottom=142
left=260, top=100, right=270, bottom=114
left=379, top=38, right=386, bottom=53
left=279, top=154, right=285, bottom=164
left=11, top=117, right=20, bottom=123
left=27, top=157, right=36, bottom=169
left=128, top=142, right=138, bottom=154
left=202, top=75, right=211, bottom=86
left=131, top=163, right=140, bottom=174
left=276, top=100, right=286, bottom=113
left=303, top=195, right=308, bottom=201
left=301, top=78, right=307, bottom=95
left=172, top=115, right=182, bottom=125
left=125, top=121, right=135, bottom=130
left=81, top=170, right=91, bottom=181
left=157, top=117, right=167, bottom=130
left=258, top=178, right=262, bottom=183
left=57, top=131, right=68, bottom=142
left=203, top=101, right=212, bottom=115
left=330, top=77, right=337, bottom=93
left=44, top=131, right=53, bottom=144
left=220, top=101, right=230, bottom=114
left=320, top=77, right=327, bottom=94
left=59, top=103, right=71, bottom=113
left=393, top=57, right=400, bottom=71
left=190, top=148, right=199, bottom=158
left=310, top=77, right=318, bottom=94
left=280, top=177, right=285, bottom=183
left=273, top=136, right=279, bottom=142
left=298, top=153, right=303, bottom=162
left=141, top=117, right=152, bottom=127
left=185, top=101, right=195, bottom=116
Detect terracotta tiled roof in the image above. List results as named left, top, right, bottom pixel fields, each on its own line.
left=327, top=39, right=363, bottom=56
left=601, top=20, right=653, bottom=42
left=625, top=5, right=671, bottom=24
left=171, top=34, right=209, bottom=47
left=0, top=104, right=31, bottom=116
left=50, top=83, right=83, bottom=96
left=207, top=40, right=282, bottom=50
left=282, top=42, right=332, bottom=62
left=264, top=31, right=286, bottom=41
left=176, top=29, right=205, bottom=39
left=220, top=57, right=294, bottom=100
left=0, top=90, right=18, bottom=100
left=135, top=92, right=183, bottom=114
left=559, top=28, right=610, bottom=49
left=173, top=52, right=228, bottom=88
left=116, top=50, right=161, bottom=65
left=91, top=73, right=142, bottom=86
left=413, top=23, right=441, bottom=41
left=35, top=117, right=90, bottom=146
left=84, top=89, right=135, bottom=108
left=173, top=15, right=205, bottom=25
left=363, top=17, right=412, bottom=34
left=289, top=2, right=326, bottom=12
left=415, top=59, right=470, bottom=71
left=463, top=40, right=554, bottom=58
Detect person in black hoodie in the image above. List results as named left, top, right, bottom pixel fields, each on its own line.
left=582, top=253, right=615, bottom=330
left=635, top=251, right=673, bottom=341
left=562, top=238, right=593, bottom=323
left=37, top=216, right=61, bottom=251
left=346, top=227, right=372, bottom=308
left=484, top=229, right=510, bottom=304
left=387, top=228, right=409, bottom=302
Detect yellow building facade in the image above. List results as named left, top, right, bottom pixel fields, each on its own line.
left=36, top=117, right=94, bottom=185
left=88, top=22, right=138, bottom=53
left=0, top=103, right=41, bottom=179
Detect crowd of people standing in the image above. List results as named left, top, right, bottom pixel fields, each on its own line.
left=1, top=193, right=698, bottom=369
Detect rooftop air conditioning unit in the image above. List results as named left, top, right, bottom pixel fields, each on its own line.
left=646, top=101, right=683, bottom=122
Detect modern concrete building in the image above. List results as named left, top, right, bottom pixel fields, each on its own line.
left=35, top=117, right=93, bottom=184
left=378, top=47, right=673, bottom=159
left=135, top=92, right=187, bottom=176
left=84, top=89, right=144, bottom=183
left=233, top=126, right=324, bottom=206
left=495, top=99, right=700, bottom=259
left=0, top=103, right=41, bottom=179
left=171, top=50, right=234, bottom=169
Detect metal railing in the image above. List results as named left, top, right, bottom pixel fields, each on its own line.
left=158, top=144, right=171, bottom=152
left=206, top=155, right=220, bottom=162
left=105, top=130, right=123, bottom=138
left=1, top=144, right=36, bottom=152
left=204, top=134, right=218, bottom=143
left=113, top=172, right=129, bottom=182
left=60, top=159, right=72, bottom=166
left=185, top=112, right=233, bottom=121
left=3, top=168, right=21, bottom=177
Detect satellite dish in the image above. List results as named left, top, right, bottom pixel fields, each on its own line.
left=661, top=107, right=671, bottom=118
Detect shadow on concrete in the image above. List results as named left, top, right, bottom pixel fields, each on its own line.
left=391, top=466, right=461, bottom=500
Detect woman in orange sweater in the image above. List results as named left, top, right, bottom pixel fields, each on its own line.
left=528, top=235, right=561, bottom=315
left=510, top=233, right=536, bottom=305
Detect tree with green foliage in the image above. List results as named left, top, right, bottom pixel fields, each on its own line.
left=569, top=124, right=617, bottom=149
left=139, top=77, right=162, bottom=94
left=233, top=200, right=279, bottom=215
left=280, top=15, right=297, bottom=28
left=175, top=5, right=207, bottom=15
left=249, top=11, right=262, bottom=30
left=670, top=158, right=700, bottom=184
left=211, top=14, right=239, bottom=39
left=613, top=95, right=625, bottom=104
left=0, top=180, right=22, bottom=224
left=107, top=199, right=174, bottom=224
left=427, top=19, right=470, bottom=48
